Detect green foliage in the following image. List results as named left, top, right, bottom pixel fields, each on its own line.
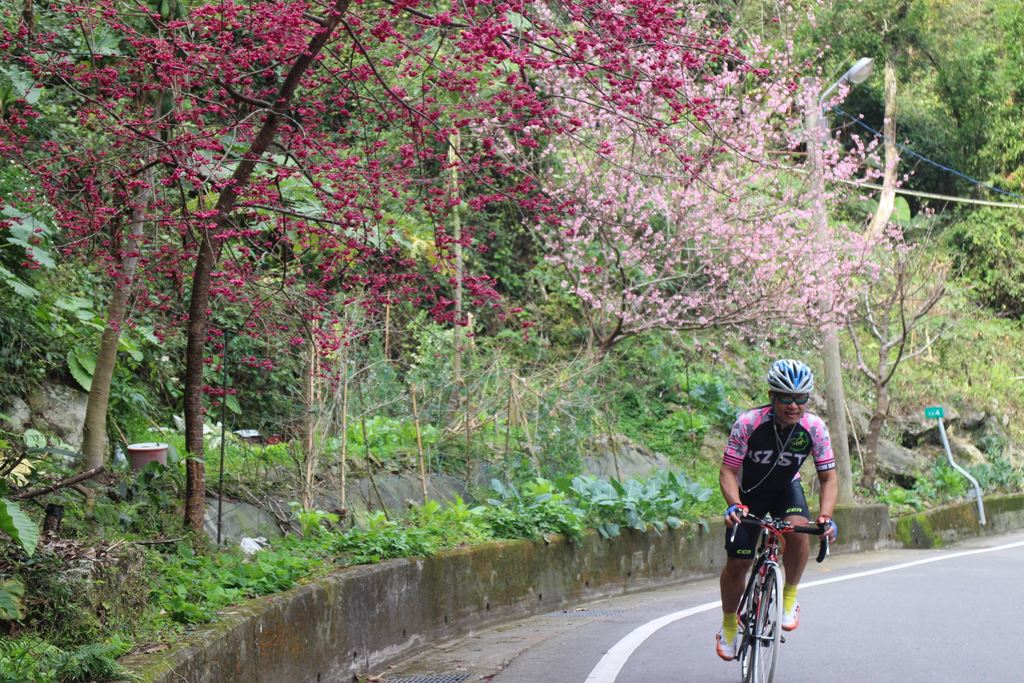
left=0, top=578, right=25, bottom=621
left=0, top=498, right=39, bottom=556
left=877, top=452, right=1022, bottom=516
left=210, top=324, right=306, bottom=433
left=15, top=547, right=104, bottom=647
left=942, top=208, right=1024, bottom=317
left=685, top=376, right=739, bottom=431
left=87, top=463, right=181, bottom=537
left=150, top=541, right=322, bottom=625
left=878, top=485, right=926, bottom=514
left=929, top=462, right=968, bottom=499
left=0, top=204, right=53, bottom=298
left=608, top=335, right=739, bottom=461
left=0, top=288, right=53, bottom=400
left=482, top=478, right=585, bottom=541
left=332, top=511, right=439, bottom=564
left=885, top=307, right=1024, bottom=445
left=562, top=470, right=713, bottom=539
left=0, top=634, right=137, bottom=683
left=968, top=455, right=1024, bottom=493
left=346, top=415, right=439, bottom=466
left=289, top=503, right=340, bottom=538
left=406, top=496, right=490, bottom=546
left=947, top=208, right=1024, bottom=318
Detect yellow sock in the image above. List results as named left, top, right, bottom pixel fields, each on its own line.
left=722, top=612, right=738, bottom=641
left=783, top=583, right=798, bottom=613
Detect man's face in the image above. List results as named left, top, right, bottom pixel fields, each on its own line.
left=771, top=392, right=809, bottom=426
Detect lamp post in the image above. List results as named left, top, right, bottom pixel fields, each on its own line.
left=804, top=57, right=873, bottom=505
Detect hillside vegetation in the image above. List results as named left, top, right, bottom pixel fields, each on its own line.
left=2, top=0, right=1024, bottom=681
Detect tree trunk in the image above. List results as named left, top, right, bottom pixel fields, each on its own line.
left=181, top=0, right=352, bottom=531
left=301, top=335, right=319, bottom=510
left=183, top=228, right=218, bottom=531
left=21, top=0, right=33, bottom=33
left=449, top=131, right=463, bottom=385
left=81, top=168, right=152, bottom=470
left=861, top=383, right=889, bottom=490
left=866, top=58, right=899, bottom=240
left=338, top=340, right=350, bottom=515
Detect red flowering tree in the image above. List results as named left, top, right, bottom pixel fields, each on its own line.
left=1, top=0, right=877, bottom=530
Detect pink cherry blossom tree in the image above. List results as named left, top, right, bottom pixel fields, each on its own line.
left=529, top=12, right=883, bottom=350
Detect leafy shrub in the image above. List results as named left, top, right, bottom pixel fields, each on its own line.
left=968, top=455, right=1024, bottom=493
left=0, top=497, right=39, bottom=559
left=85, top=463, right=183, bottom=537
left=947, top=207, right=1024, bottom=317
left=482, top=479, right=585, bottom=541
left=345, top=415, right=439, bottom=466
left=607, top=336, right=739, bottom=462
left=406, top=497, right=491, bottom=546
left=930, top=462, right=968, bottom=499
left=289, top=503, right=340, bottom=538
left=878, top=485, right=926, bottom=514
left=149, top=542, right=322, bottom=625
left=331, top=511, right=438, bottom=564
left=15, top=549, right=103, bottom=647
left=684, top=376, right=738, bottom=432
left=562, top=470, right=713, bottom=538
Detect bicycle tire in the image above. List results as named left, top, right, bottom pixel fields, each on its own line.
left=737, top=571, right=759, bottom=683
left=750, top=564, right=783, bottom=683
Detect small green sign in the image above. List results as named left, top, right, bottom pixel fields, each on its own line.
left=924, top=406, right=944, bottom=419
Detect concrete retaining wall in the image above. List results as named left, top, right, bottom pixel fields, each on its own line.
left=893, top=492, right=1024, bottom=548
left=120, top=498, right=1019, bottom=682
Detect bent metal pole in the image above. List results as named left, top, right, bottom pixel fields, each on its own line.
left=936, top=417, right=986, bottom=526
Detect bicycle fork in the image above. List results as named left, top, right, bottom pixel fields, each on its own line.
left=743, top=562, right=786, bottom=646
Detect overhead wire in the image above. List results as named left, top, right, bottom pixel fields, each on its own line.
left=831, top=106, right=1024, bottom=206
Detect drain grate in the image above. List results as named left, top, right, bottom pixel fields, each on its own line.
left=546, top=608, right=625, bottom=618
left=385, top=674, right=470, bottom=683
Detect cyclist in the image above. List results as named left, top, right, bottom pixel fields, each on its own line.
left=715, top=359, right=839, bottom=661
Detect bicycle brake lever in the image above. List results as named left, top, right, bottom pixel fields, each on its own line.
left=815, top=534, right=830, bottom=563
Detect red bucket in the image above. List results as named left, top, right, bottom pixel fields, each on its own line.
left=126, top=442, right=169, bottom=470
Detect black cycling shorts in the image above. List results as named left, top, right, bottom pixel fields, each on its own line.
left=724, top=480, right=810, bottom=559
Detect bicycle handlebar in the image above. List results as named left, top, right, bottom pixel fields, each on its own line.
left=728, top=514, right=830, bottom=563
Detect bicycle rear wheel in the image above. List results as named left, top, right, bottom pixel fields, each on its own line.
left=748, top=564, right=783, bottom=683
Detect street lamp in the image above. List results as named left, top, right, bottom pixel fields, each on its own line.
left=817, top=57, right=874, bottom=108
left=803, top=58, right=874, bottom=505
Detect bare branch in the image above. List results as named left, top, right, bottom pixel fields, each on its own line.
left=10, top=467, right=104, bottom=501
left=216, top=78, right=275, bottom=110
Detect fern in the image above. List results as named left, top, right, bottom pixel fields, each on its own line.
left=0, top=636, right=138, bottom=683
left=53, top=641, right=139, bottom=682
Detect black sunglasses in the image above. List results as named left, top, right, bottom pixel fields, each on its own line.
left=775, top=394, right=809, bottom=405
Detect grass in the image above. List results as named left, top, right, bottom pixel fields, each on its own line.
left=849, top=299, right=1024, bottom=446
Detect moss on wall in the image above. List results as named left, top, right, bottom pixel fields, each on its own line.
left=894, top=515, right=940, bottom=549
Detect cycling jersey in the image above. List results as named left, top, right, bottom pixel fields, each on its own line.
left=722, top=405, right=835, bottom=496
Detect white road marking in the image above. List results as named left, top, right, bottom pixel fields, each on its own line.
left=583, top=539, right=1024, bottom=683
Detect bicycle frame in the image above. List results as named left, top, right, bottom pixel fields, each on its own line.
left=730, top=514, right=828, bottom=683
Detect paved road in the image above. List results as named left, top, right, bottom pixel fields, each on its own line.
left=376, top=531, right=1024, bottom=683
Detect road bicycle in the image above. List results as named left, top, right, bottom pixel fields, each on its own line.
left=729, top=514, right=829, bottom=683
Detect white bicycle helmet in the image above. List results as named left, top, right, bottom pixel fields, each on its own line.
left=766, top=359, right=814, bottom=394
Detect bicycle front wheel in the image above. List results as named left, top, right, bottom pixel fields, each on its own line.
left=748, top=564, right=783, bottom=683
